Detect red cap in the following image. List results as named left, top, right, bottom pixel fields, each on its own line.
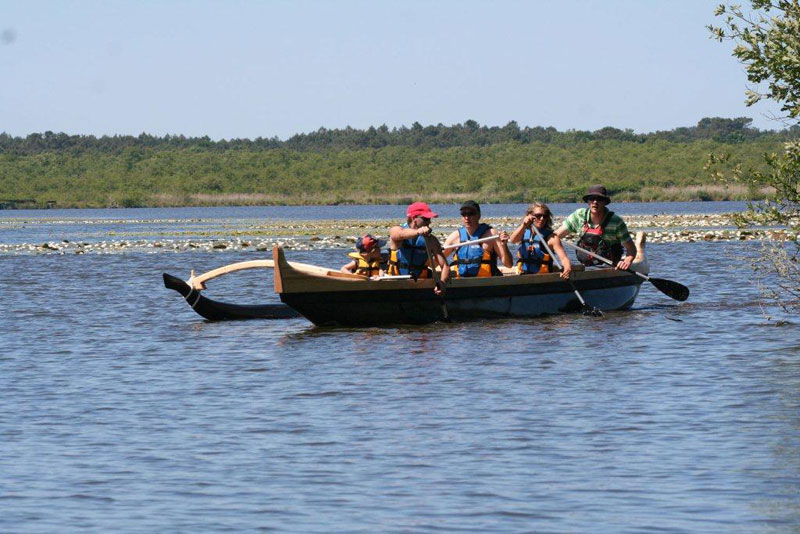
left=406, top=202, right=438, bottom=219
left=356, top=234, right=386, bottom=252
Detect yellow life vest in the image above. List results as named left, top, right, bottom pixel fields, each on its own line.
left=347, top=252, right=382, bottom=277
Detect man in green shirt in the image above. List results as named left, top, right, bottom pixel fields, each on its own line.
left=554, top=185, right=636, bottom=270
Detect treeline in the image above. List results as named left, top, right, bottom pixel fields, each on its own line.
left=0, top=133, right=784, bottom=208
left=1, top=117, right=798, bottom=156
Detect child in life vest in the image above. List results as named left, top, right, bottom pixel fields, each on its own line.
left=341, top=234, right=386, bottom=277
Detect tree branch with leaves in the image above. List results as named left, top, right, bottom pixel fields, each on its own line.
left=708, top=0, right=800, bottom=313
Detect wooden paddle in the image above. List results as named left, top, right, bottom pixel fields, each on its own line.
left=563, top=241, right=690, bottom=302
left=442, top=235, right=499, bottom=251
left=422, top=233, right=449, bottom=321
left=530, top=225, right=603, bottom=317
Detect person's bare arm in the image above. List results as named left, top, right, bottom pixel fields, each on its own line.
left=429, top=237, right=450, bottom=295
left=436, top=249, right=450, bottom=285
left=510, top=214, right=534, bottom=244
left=616, top=239, right=637, bottom=270
left=390, top=224, right=429, bottom=246
left=442, top=230, right=460, bottom=258
left=553, top=224, right=570, bottom=239
left=491, top=228, right=513, bottom=268
left=548, top=234, right=572, bottom=280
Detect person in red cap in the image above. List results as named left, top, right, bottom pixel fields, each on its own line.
left=554, top=184, right=636, bottom=270
left=443, top=200, right=512, bottom=277
left=388, top=202, right=450, bottom=294
left=340, top=234, right=386, bottom=277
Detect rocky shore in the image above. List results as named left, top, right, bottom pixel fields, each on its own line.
left=1, top=213, right=795, bottom=255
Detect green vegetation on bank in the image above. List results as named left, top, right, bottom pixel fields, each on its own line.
left=1, top=118, right=796, bottom=208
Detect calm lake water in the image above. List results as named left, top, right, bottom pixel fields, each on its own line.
left=2, top=203, right=799, bottom=533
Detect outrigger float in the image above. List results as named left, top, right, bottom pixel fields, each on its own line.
left=163, top=232, right=688, bottom=326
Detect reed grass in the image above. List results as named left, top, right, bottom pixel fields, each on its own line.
left=146, top=185, right=775, bottom=207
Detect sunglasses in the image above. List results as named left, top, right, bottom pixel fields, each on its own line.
left=587, top=196, right=605, bottom=203
left=532, top=213, right=547, bottom=219
left=460, top=211, right=477, bottom=217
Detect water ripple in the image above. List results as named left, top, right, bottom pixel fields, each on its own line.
left=1, top=223, right=800, bottom=533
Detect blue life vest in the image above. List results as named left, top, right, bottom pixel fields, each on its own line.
left=450, top=223, right=498, bottom=277
left=388, top=224, right=431, bottom=278
left=516, top=228, right=553, bottom=274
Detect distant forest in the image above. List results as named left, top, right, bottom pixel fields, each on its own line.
left=2, top=117, right=797, bottom=154
left=1, top=118, right=797, bottom=208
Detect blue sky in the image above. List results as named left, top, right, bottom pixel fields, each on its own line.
left=0, top=0, right=782, bottom=140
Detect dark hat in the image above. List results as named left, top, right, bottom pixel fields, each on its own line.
left=406, top=201, right=438, bottom=219
left=459, top=200, right=481, bottom=214
left=356, top=234, right=386, bottom=253
left=582, top=184, right=611, bottom=204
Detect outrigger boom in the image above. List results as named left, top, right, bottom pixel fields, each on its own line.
left=187, top=259, right=274, bottom=290
left=185, top=258, right=364, bottom=290
left=185, top=235, right=500, bottom=289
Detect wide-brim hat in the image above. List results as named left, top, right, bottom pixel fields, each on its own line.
left=582, top=184, right=611, bottom=204
left=406, top=201, right=438, bottom=219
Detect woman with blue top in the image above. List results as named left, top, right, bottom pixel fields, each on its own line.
left=509, top=202, right=572, bottom=279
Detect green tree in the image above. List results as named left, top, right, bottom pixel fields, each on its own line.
left=709, top=0, right=800, bottom=313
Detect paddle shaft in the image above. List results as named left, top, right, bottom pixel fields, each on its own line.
left=442, top=235, right=499, bottom=251
left=423, top=233, right=449, bottom=320
left=562, top=241, right=647, bottom=279
left=530, top=225, right=590, bottom=309
left=562, top=240, right=689, bottom=301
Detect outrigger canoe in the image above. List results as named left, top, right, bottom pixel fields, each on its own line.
left=164, top=233, right=670, bottom=327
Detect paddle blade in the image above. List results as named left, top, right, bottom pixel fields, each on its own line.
left=583, top=306, right=604, bottom=317
left=649, top=277, right=690, bottom=301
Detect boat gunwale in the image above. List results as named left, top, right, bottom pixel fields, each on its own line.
left=272, top=245, right=643, bottom=295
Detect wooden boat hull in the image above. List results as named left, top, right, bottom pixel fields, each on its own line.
left=273, top=247, right=643, bottom=326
